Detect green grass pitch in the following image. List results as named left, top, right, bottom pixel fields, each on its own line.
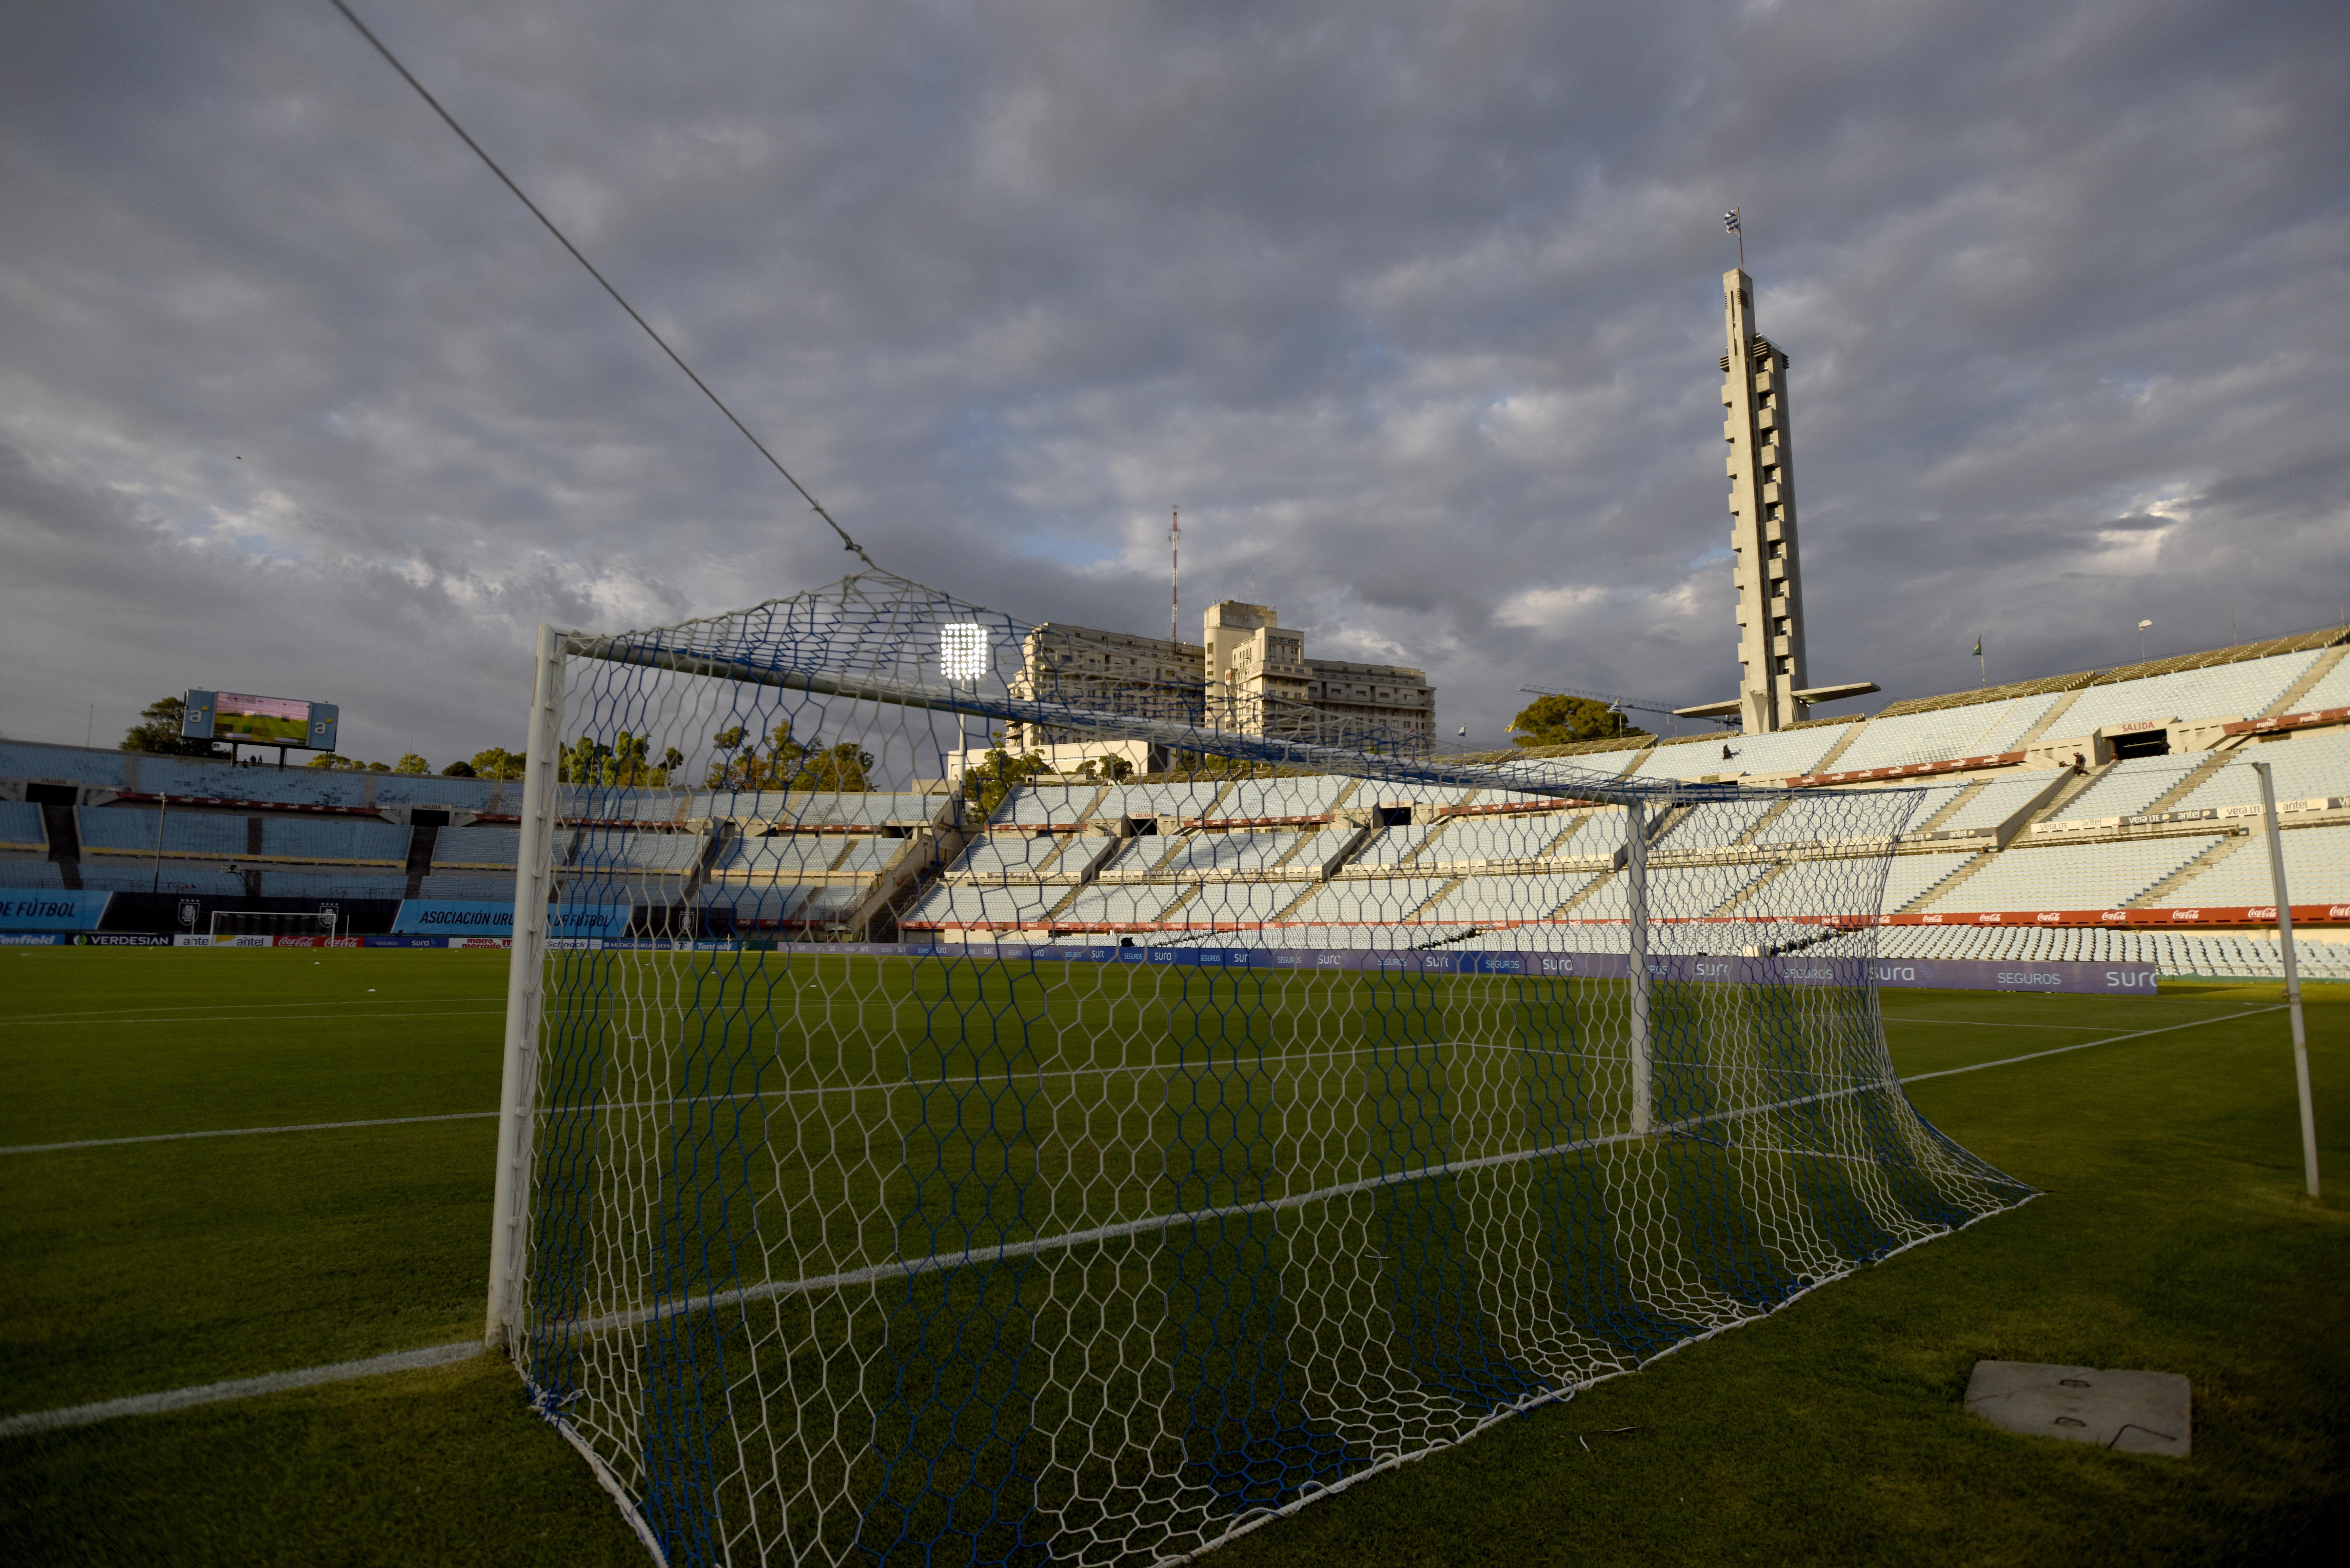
left=1, top=947, right=2344, bottom=1564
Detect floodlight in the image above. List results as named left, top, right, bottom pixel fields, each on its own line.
left=939, top=621, right=990, bottom=682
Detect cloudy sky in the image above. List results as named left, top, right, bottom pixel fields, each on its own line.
left=2, top=0, right=2345, bottom=765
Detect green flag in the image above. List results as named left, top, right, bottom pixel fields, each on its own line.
left=1972, top=636, right=1982, bottom=657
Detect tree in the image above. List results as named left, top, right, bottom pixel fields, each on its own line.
left=962, top=746, right=1051, bottom=819
left=119, top=696, right=220, bottom=757
left=703, top=725, right=871, bottom=793
left=1074, top=753, right=1135, bottom=782
left=440, top=760, right=477, bottom=778
left=1508, top=693, right=1648, bottom=748
left=393, top=752, right=430, bottom=775
left=468, top=747, right=526, bottom=780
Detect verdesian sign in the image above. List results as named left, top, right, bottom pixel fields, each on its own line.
left=183, top=690, right=339, bottom=750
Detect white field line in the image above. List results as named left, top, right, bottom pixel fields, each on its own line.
left=0, top=1003, right=2271, bottom=1439
left=0, top=1005, right=2265, bottom=1157
left=0, top=1341, right=481, bottom=1439
left=0, top=1008, right=505, bottom=1030
left=3, top=997, right=509, bottom=1023
left=2, top=1111, right=498, bottom=1156
left=1898, top=1006, right=2285, bottom=1084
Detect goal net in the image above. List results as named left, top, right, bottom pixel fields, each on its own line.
left=490, top=571, right=2033, bottom=1567
left=209, top=908, right=340, bottom=940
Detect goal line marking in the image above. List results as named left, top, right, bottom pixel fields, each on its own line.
left=0, top=1341, right=481, bottom=1439
left=0, top=1005, right=2277, bottom=1438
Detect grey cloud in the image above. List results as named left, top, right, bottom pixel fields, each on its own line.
left=1, top=0, right=2345, bottom=761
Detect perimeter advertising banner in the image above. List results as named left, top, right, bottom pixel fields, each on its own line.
left=0, top=891, right=113, bottom=931
left=390, top=900, right=631, bottom=940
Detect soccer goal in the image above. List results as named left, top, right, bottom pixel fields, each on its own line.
left=208, top=908, right=341, bottom=941
left=489, top=571, right=2034, bottom=1567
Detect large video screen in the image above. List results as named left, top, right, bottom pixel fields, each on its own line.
left=183, top=690, right=339, bottom=750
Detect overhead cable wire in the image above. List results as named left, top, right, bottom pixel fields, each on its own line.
left=325, top=0, right=875, bottom=568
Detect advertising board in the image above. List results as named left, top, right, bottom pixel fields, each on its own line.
left=0, top=891, right=113, bottom=932
left=389, top=900, right=631, bottom=940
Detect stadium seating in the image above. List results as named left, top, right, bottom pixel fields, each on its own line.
left=0, top=860, right=65, bottom=888
left=2287, top=655, right=2350, bottom=713
left=1352, top=823, right=1440, bottom=865
left=1183, top=881, right=1315, bottom=923
left=2173, top=731, right=2350, bottom=812
left=832, top=838, right=905, bottom=876
left=993, top=784, right=1107, bottom=827
left=432, top=826, right=520, bottom=868
left=256, top=870, right=409, bottom=899
left=418, top=874, right=517, bottom=900
left=1730, top=851, right=1978, bottom=921
left=2052, top=651, right=2322, bottom=734
left=1872, top=923, right=2350, bottom=981
left=2167, top=826, right=2350, bottom=906
left=1146, top=829, right=1310, bottom=877
left=2, top=741, right=127, bottom=787
left=257, top=818, right=409, bottom=864
left=1052, top=883, right=1196, bottom=926
left=1279, top=877, right=1451, bottom=925
left=571, top=831, right=707, bottom=872
left=1632, top=724, right=1849, bottom=781
left=2051, top=756, right=2206, bottom=820
left=1919, top=837, right=2221, bottom=912
left=1210, top=773, right=1359, bottom=818
left=1824, top=692, right=2066, bottom=772
left=0, top=801, right=47, bottom=850
left=1422, top=812, right=1583, bottom=864
left=1931, top=771, right=2066, bottom=833
left=904, top=883, right=1063, bottom=926
left=946, top=833, right=1074, bottom=879
left=75, top=806, right=247, bottom=858
left=78, top=866, right=244, bottom=895
left=1092, top=779, right=1238, bottom=821
left=1422, top=872, right=1595, bottom=924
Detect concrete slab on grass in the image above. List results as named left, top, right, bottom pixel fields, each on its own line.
left=1965, top=1361, right=2191, bottom=1457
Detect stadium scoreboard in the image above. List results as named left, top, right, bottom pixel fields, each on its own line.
left=182, top=690, right=339, bottom=750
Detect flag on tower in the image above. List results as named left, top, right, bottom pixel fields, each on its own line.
left=1724, top=209, right=1741, bottom=233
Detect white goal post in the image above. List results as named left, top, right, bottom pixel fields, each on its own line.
left=489, top=571, right=2034, bottom=1568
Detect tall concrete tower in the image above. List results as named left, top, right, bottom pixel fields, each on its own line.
left=1678, top=268, right=1873, bottom=738
left=1722, top=268, right=1808, bottom=733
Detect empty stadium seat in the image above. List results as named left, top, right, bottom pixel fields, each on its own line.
left=0, top=860, right=65, bottom=889
left=1920, top=837, right=2220, bottom=912
left=2052, top=651, right=2322, bottom=735
left=1825, top=692, right=2067, bottom=773
left=0, top=801, right=47, bottom=851
left=2166, top=826, right=2350, bottom=906
left=432, top=826, right=520, bottom=868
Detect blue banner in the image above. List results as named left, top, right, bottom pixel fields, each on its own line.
left=391, top=900, right=631, bottom=939
left=0, top=891, right=113, bottom=931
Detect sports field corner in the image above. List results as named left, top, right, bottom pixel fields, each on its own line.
left=1, top=948, right=2345, bottom=1565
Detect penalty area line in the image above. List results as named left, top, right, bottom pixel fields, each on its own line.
left=0, top=1341, right=482, bottom=1439
left=0, top=1109, right=498, bottom=1155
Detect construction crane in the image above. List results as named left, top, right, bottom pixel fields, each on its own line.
left=1516, top=684, right=1741, bottom=736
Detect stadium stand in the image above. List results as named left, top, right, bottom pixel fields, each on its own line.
left=432, top=826, right=521, bottom=868
left=76, top=806, right=246, bottom=858
left=418, top=874, right=519, bottom=900
left=1633, top=724, right=1849, bottom=781
left=79, top=867, right=245, bottom=895
left=1918, top=838, right=2223, bottom=913
left=257, top=818, right=409, bottom=863
left=256, top=870, right=410, bottom=899
left=2168, top=826, right=2350, bottom=907
left=0, top=801, right=47, bottom=851
left=4, top=631, right=2344, bottom=963
left=2174, top=732, right=2350, bottom=811
left=1823, top=692, right=2065, bottom=772
left=1931, top=773, right=2066, bottom=834
left=2051, top=651, right=2322, bottom=735
left=2052, top=755, right=2208, bottom=820
left=2288, top=654, right=2350, bottom=713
